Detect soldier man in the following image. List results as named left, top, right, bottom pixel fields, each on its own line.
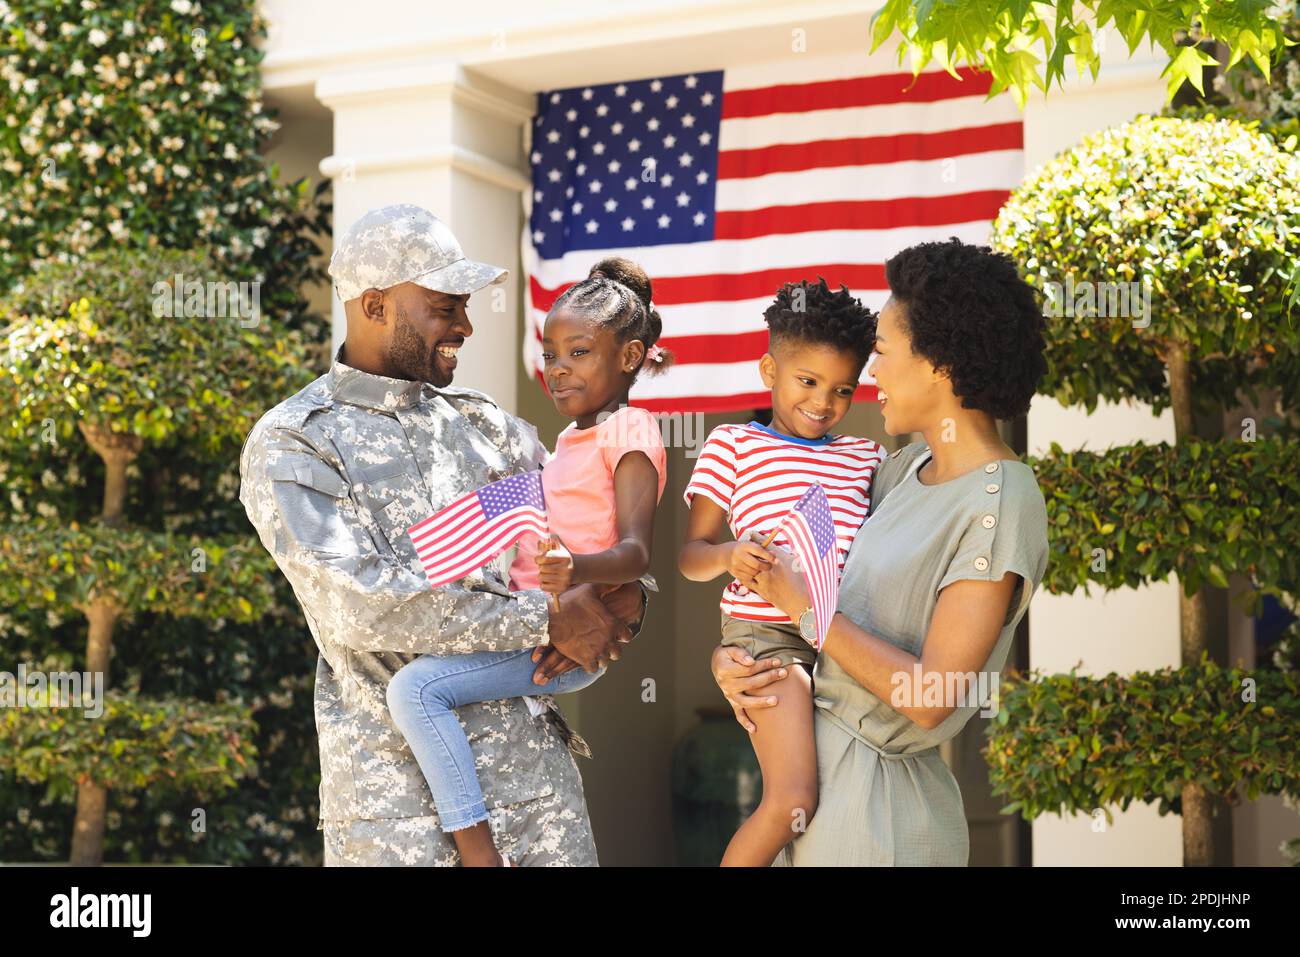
left=239, top=204, right=645, bottom=865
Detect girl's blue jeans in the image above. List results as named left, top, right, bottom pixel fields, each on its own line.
left=386, top=648, right=605, bottom=832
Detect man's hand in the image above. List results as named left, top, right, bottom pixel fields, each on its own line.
left=597, top=580, right=645, bottom=630
left=537, top=583, right=628, bottom=681
left=531, top=581, right=646, bottom=684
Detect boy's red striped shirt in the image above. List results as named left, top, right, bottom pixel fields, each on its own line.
left=684, top=421, right=884, bottom=622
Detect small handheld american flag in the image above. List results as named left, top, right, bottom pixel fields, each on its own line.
left=770, top=482, right=839, bottom=651
left=407, top=470, right=549, bottom=591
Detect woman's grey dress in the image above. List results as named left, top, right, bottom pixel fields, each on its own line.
left=774, top=441, right=1048, bottom=866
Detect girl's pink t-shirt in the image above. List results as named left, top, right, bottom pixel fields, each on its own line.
left=510, top=405, right=667, bottom=590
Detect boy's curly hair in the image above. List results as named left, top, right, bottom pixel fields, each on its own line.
left=763, top=277, right=877, bottom=369
left=884, top=237, right=1047, bottom=420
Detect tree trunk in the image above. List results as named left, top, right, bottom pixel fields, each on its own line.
left=1166, top=341, right=1216, bottom=865
left=77, top=421, right=141, bottom=528
left=69, top=781, right=107, bottom=866
left=68, top=423, right=135, bottom=867
left=69, top=597, right=119, bottom=866
left=1181, top=782, right=1214, bottom=867
left=1166, top=341, right=1196, bottom=439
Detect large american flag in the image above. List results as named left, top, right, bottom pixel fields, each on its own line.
left=523, top=51, right=1025, bottom=414
left=407, top=471, right=548, bottom=589
left=780, top=483, right=839, bottom=651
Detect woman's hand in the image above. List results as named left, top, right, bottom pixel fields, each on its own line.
left=709, top=644, right=787, bottom=734
left=744, top=543, right=811, bottom=621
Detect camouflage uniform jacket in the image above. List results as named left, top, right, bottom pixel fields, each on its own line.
left=238, top=343, right=599, bottom=865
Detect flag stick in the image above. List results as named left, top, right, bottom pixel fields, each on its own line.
left=759, top=514, right=789, bottom=550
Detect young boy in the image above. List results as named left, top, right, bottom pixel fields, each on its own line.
left=678, top=278, right=883, bottom=866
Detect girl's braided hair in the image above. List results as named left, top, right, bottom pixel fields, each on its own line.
left=550, top=257, right=676, bottom=378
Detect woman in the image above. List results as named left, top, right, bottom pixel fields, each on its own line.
left=711, top=238, right=1050, bottom=866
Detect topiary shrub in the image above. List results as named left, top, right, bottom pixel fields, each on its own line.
left=992, top=113, right=1300, bottom=865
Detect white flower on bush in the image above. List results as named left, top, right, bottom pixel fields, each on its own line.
left=223, top=142, right=238, bottom=160
left=22, top=77, right=36, bottom=94
left=88, top=28, right=108, bottom=46
left=107, top=220, right=128, bottom=240
left=251, top=226, right=269, bottom=248
left=147, top=35, right=166, bottom=54
left=69, top=59, right=86, bottom=76
left=161, top=135, right=184, bottom=151
left=171, top=0, right=192, bottom=12
left=9, top=490, right=24, bottom=513
left=123, top=20, right=135, bottom=37
left=35, top=501, right=58, bottom=519
left=40, top=469, right=57, bottom=487
left=173, top=163, right=191, bottom=178
left=59, top=22, right=76, bottom=37
left=79, top=141, right=104, bottom=161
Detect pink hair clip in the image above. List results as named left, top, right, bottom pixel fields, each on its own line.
left=647, top=344, right=665, bottom=364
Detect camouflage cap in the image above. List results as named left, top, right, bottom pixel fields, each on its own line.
left=328, top=204, right=508, bottom=302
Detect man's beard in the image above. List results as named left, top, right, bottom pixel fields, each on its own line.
left=386, top=305, right=449, bottom=388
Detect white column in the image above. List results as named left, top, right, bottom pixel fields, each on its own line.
left=316, top=62, right=534, bottom=411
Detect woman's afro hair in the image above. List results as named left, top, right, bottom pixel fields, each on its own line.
left=884, top=238, right=1047, bottom=420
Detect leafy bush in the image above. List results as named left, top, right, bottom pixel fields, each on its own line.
left=1032, top=440, right=1300, bottom=601
left=992, top=114, right=1300, bottom=415
left=992, top=111, right=1300, bottom=864
left=985, top=658, right=1300, bottom=822
left=0, top=0, right=330, bottom=865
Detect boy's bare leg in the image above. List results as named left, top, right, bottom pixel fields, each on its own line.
left=720, top=661, right=818, bottom=867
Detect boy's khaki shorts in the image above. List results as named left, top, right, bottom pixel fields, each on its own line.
left=719, top=611, right=817, bottom=669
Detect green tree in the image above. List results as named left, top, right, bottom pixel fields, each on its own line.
left=870, top=0, right=1297, bottom=106
left=991, top=113, right=1300, bottom=865
left=0, top=248, right=317, bottom=863
left=0, top=1, right=330, bottom=865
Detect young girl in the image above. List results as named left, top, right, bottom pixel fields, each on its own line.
left=678, top=278, right=883, bottom=867
left=386, top=257, right=672, bottom=867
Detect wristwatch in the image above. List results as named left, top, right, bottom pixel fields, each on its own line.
left=797, top=605, right=817, bottom=644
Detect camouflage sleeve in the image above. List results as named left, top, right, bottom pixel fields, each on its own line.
left=502, top=408, right=551, bottom=472
left=240, top=426, right=550, bottom=656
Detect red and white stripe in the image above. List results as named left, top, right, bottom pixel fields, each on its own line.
left=408, top=490, right=549, bottom=589
left=782, top=490, right=839, bottom=651
left=525, top=50, right=1025, bottom=413
left=684, top=422, right=883, bottom=621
